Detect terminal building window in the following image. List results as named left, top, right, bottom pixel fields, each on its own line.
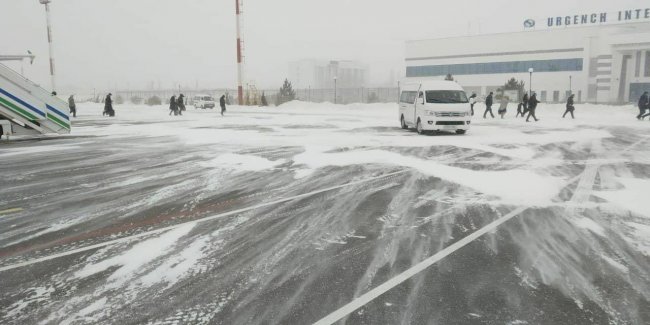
left=645, top=51, right=650, bottom=77
left=540, top=91, right=547, bottom=102
left=406, top=58, right=583, bottom=77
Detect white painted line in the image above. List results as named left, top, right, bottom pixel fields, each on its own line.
left=0, top=170, right=408, bottom=273
left=313, top=137, right=650, bottom=325
left=311, top=206, right=528, bottom=325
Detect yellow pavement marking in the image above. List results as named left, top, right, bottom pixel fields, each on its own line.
left=0, top=208, right=23, bottom=216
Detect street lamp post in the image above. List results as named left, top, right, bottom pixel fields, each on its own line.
left=397, top=80, right=401, bottom=103
left=528, top=68, right=534, bottom=98
left=569, top=75, right=572, bottom=94
left=334, top=76, right=338, bottom=104
left=39, top=0, right=57, bottom=93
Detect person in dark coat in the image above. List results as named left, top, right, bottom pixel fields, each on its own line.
left=469, top=92, right=477, bottom=116
left=177, top=94, right=186, bottom=116
left=220, top=95, right=226, bottom=116
left=104, top=93, right=114, bottom=117
left=516, top=102, right=524, bottom=117
left=638, top=92, right=649, bottom=120
left=483, top=92, right=494, bottom=118
left=68, top=95, right=76, bottom=118
left=169, top=95, right=178, bottom=116
left=522, top=93, right=529, bottom=114
left=563, top=94, right=576, bottom=119
left=526, top=93, right=540, bottom=122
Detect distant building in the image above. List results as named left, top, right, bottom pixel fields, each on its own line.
left=289, top=60, right=369, bottom=89
left=405, top=15, right=650, bottom=103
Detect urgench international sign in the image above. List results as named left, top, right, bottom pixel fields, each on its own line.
left=546, top=8, right=650, bottom=27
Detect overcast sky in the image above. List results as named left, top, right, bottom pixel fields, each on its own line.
left=1, top=0, right=647, bottom=93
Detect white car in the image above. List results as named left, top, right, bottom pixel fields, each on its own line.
left=192, top=94, right=216, bottom=109
left=398, top=81, right=472, bottom=135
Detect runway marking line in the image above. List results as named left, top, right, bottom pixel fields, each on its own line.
left=312, top=137, right=648, bottom=325
left=0, top=170, right=407, bottom=273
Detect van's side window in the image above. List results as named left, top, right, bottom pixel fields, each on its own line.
left=400, top=91, right=417, bottom=104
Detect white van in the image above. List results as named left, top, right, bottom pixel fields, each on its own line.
left=192, top=94, right=216, bottom=109
left=398, top=81, right=472, bottom=135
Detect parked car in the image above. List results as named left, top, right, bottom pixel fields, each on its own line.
left=192, top=94, right=216, bottom=109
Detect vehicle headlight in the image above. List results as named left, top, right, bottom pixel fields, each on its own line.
left=425, top=110, right=436, bottom=116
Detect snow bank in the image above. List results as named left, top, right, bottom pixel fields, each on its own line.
left=201, top=153, right=285, bottom=172
left=293, top=147, right=564, bottom=206
left=66, top=101, right=640, bottom=207
left=595, top=178, right=650, bottom=218
left=74, top=223, right=195, bottom=287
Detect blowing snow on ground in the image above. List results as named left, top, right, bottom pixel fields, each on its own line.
left=1, top=102, right=649, bottom=324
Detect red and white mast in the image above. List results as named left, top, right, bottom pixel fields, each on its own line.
left=40, top=0, right=56, bottom=92
left=235, top=0, right=244, bottom=105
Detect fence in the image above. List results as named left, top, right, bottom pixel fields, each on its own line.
left=112, top=87, right=400, bottom=106
left=292, top=87, right=399, bottom=104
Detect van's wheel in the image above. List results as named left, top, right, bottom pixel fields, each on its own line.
left=416, top=119, right=424, bottom=135
left=456, top=129, right=466, bottom=135
left=400, top=116, right=408, bottom=129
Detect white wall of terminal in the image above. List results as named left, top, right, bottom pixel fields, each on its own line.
left=405, top=22, right=650, bottom=103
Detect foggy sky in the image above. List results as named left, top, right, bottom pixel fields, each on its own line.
left=1, top=0, right=647, bottom=94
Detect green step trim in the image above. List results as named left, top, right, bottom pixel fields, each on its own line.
left=0, top=96, right=39, bottom=121
left=47, top=113, right=70, bottom=130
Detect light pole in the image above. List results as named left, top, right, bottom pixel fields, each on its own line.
left=528, top=68, right=534, bottom=98
left=39, top=0, right=57, bottom=93
left=334, top=76, right=337, bottom=104
left=569, top=75, right=572, bottom=94
left=397, top=80, right=401, bottom=103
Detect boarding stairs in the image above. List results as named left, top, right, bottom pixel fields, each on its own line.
left=0, top=63, right=70, bottom=138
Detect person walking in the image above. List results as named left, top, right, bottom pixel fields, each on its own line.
left=104, top=93, right=114, bottom=117
left=483, top=92, right=494, bottom=118
left=637, top=91, right=649, bottom=120
left=522, top=93, right=529, bottom=115
left=220, top=95, right=226, bottom=116
left=177, top=94, right=186, bottom=116
left=68, top=95, right=77, bottom=118
left=516, top=102, right=525, bottom=117
left=526, top=92, right=540, bottom=122
left=498, top=96, right=508, bottom=119
left=169, top=95, right=178, bottom=116
left=563, top=94, right=576, bottom=119
left=469, top=92, right=477, bottom=116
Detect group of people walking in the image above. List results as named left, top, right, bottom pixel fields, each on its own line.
left=474, top=90, right=580, bottom=121
left=479, top=91, right=541, bottom=122
left=65, top=92, right=231, bottom=118
left=169, top=94, right=228, bottom=116
left=169, top=94, right=187, bottom=116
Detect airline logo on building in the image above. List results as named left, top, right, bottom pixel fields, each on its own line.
left=545, top=8, right=650, bottom=27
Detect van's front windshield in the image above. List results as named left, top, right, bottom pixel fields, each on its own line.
left=426, top=90, right=468, bottom=104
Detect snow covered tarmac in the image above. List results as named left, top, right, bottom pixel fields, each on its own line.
left=0, top=102, right=649, bottom=324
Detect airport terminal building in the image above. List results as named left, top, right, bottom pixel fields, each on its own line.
left=405, top=10, right=650, bottom=103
